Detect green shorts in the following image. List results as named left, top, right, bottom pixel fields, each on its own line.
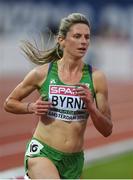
left=24, top=138, right=84, bottom=179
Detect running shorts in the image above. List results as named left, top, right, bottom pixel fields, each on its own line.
left=24, top=137, right=84, bottom=179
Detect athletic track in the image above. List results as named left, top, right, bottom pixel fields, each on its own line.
left=0, top=77, right=133, bottom=172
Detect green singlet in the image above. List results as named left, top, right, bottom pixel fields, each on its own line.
left=38, top=61, right=95, bottom=121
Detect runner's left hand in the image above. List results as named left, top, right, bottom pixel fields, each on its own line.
left=74, top=83, right=94, bottom=111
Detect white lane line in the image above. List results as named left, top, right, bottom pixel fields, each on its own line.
left=0, top=136, right=133, bottom=158
left=0, top=167, right=25, bottom=179
left=84, top=138, right=133, bottom=165
left=0, top=138, right=133, bottom=178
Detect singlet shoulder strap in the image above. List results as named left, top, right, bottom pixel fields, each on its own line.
left=47, top=62, right=53, bottom=74
left=88, top=64, right=98, bottom=108
left=88, top=64, right=93, bottom=81
left=47, top=61, right=58, bottom=74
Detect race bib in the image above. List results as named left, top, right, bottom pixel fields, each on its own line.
left=26, top=139, right=43, bottom=156
left=47, top=85, right=88, bottom=121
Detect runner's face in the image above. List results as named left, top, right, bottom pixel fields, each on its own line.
left=64, top=23, right=90, bottom=58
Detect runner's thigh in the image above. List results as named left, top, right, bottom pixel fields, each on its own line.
left=28, top=157, right=60, bottom=179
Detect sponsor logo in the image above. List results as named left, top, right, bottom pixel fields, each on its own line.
left=50, top=85, right=77, bottom=96
left=50, top=79, right=56, bottom=84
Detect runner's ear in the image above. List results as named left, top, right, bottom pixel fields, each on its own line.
left=58, top=36, right=65, bottom=48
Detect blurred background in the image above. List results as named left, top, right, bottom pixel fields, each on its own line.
left=0, top=0, right=133, bottom=179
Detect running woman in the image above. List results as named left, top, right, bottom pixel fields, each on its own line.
left=4, top=13, right=113, bottom=179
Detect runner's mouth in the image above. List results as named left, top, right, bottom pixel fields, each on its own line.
left=77, top=48, right=87, bottom=51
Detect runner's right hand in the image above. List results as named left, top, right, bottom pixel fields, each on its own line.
left=28, top=96, right=52, bottom=115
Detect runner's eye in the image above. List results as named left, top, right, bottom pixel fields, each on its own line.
left=85, top=35, right=90, bottom=40
left=73, top=34, right=81, bottom=39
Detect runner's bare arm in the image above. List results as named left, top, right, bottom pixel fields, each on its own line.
left=4, top=69, right=40, bottom=114
left=90, top=70, right=112, bottom=137
left=4, top=65, right=52, bottom=115
left=76, top=70, right=112, bottom=137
